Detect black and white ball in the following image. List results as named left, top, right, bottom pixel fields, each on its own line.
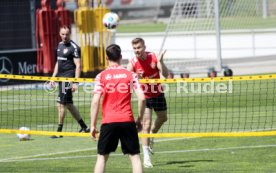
left=17, top=127, right=31, bottom=141
left=103, top=12, right=119, bottom=29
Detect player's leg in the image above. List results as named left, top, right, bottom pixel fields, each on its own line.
left=129, top=154, right=143, bottom=173
left=94, top=154, right=109, bottom=173
left=149, top=110, right=167, bottom=148
left=57, top=82, right=67, bottom=130
left=66, top=104, right=81, bottom=120
left=57, top=103, right=66, bottom=126
left=141, top=108, right=152, bottom=145
left=149, top=93, right=168, bottom=150
left=66, top=103, right=89, bottom=132
left=95, top=123, right=119, bottom=172
left=151, top=110, right=167, bottom=134
left=53, top=103, right=66, bottom=137
left=119, top=122, right=143, bottom=173
left=141, top=108, right=153, bottom=168
left=64, top=82, right=89, bottom=132
left=151, top=93, right=168, bottom=133
left=51, top=83, right=67, bottom=138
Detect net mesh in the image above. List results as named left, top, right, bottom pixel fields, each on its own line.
left=0, top=80, right=92, bottom=133
left=1, top=74, right=276, bottom=137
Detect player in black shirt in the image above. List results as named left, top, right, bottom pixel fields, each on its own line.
left=51, top=26, right=89, bottom=138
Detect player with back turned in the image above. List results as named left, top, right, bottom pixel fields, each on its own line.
left=90, top=44, right=146, bottom=173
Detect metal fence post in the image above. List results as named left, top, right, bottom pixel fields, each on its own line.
left=214, top=0, right=222, bottom=72
left=263, top=0, right=268, bottom=19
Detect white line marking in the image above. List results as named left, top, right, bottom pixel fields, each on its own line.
left=1, top=142, right=276, bottom=163
left=0, top=138, right=189, bottom=162
left=0, top=147, right=97, bottom=162
left=156, top=144, right=276, bottom=154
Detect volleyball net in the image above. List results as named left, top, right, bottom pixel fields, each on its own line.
left=0, top=74, right=276, bottom=138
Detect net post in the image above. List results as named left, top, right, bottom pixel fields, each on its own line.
left=159, top=0, right=178, bottom=55
left=214, top=0, right=222, bottom=72
left=263, top=0, right=269, bottom=19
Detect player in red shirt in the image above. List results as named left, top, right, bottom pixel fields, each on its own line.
left=90, top=44, right=145, bottom=173
left=127, top=38, right=169, bottom=168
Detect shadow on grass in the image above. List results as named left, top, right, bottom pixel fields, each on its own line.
left=155, top=159, right=215, bottom=168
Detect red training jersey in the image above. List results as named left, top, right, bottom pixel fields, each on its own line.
left=93, top=65, right=140, bottom=124
left=129, top=52, right=162, bottom=98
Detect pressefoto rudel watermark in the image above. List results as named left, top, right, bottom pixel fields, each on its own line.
left=43, top=80, right=233, bottom=94
left=175, top=80, right=233, bottom=94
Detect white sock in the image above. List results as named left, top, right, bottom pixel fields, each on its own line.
left=142, top=146, right=150, bottom=161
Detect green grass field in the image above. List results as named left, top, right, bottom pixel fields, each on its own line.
left=117, top=17, right=276, bottom=33
left=116, top=17, right=276, bottom=33
left=0, top=78, right=276, bottom=172
left=2, top=1, right=276, bottom=172
left=1, top=134, right=276, bottom=173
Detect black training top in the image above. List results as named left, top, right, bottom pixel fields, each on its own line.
left=56, top=40, right=81, bottom=77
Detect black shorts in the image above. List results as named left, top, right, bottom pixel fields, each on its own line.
left=146, top=93, right=167, bottom=111
left=57, top=82, right=73, bottom=104
left=98, top=122, right=140, bottom=155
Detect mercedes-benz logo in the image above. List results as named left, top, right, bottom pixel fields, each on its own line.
left=0, top=56, right=13, bottom=82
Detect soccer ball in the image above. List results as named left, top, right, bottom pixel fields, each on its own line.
left=17, top=127, right=31, bottom=141
left=103, top=12, right=119, bottom=29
